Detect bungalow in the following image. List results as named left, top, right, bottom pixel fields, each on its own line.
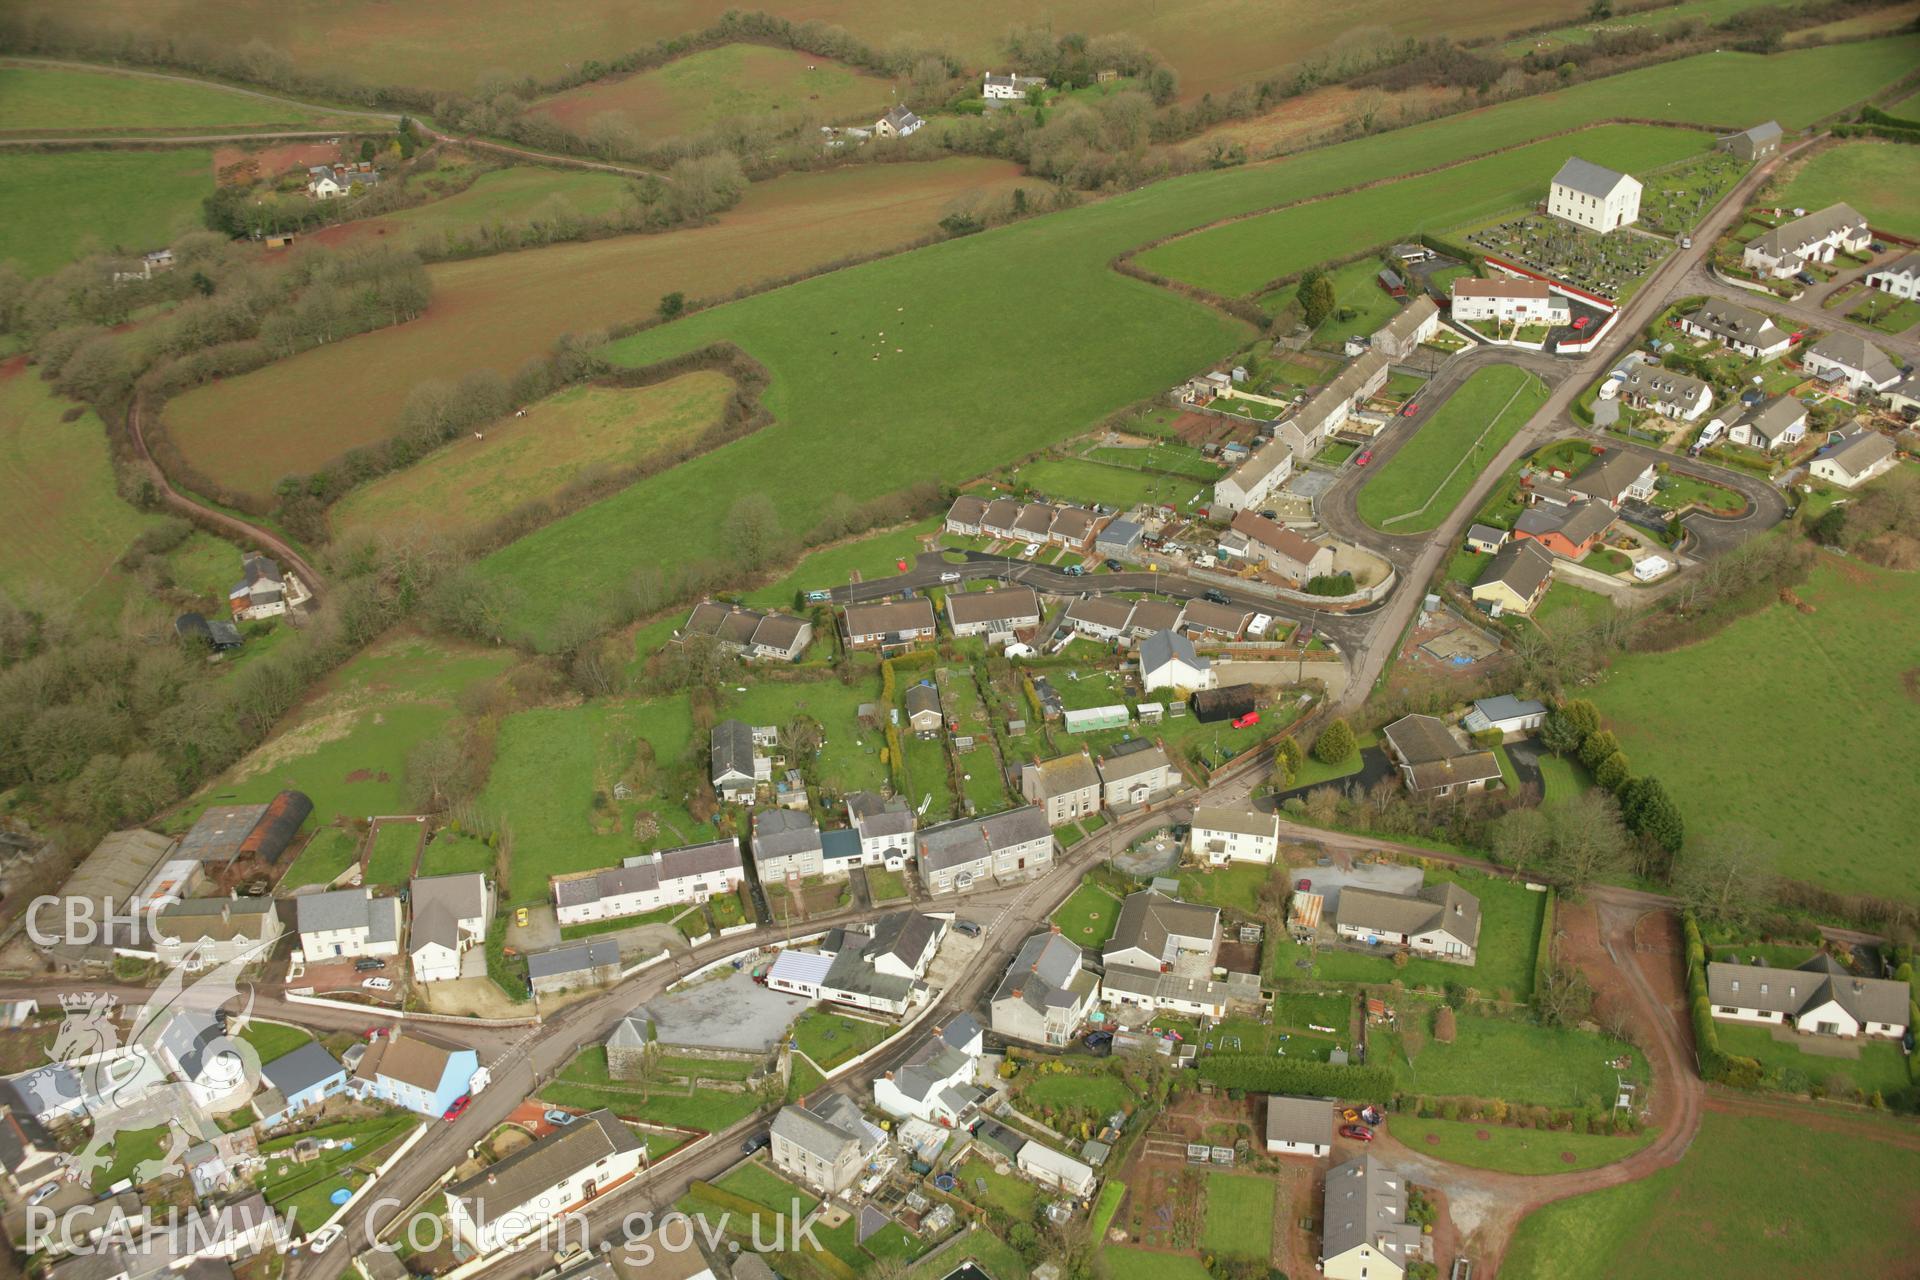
left=915, top=806, right=1053, bottom=895
left=991, top=931, right=1100, bottom=1047
left=844, top=598, right=938, bottom=651
left=1722, top=395, right=1807, bottom=451
left=848, top=792, right=917, bottom=866
left=1264, top=1095, right=1334, bottom=1157
left=873, top=105, right=923, bottom=138
left=1138, top=629, right=1214, bottom=693
left=1620, top=365, right=1713, bottom=421
left=1188, top=805, right=1280, bottom=864
left=1679, top=299, right=1792, bottom=361
left=711, top=718, right=762, bottom=805
left=1181, top=598, right=1252, bottom=639
left=946, top=586, right=1041, bottom=639
left=1096, top=741, right=1180, bottom=809
left=550, top=839, right=744, bottom=927
left=1016, top=1140, right=1096, bottom=1198
left=1379, top=714, right=1502, bottom=798
left=1742, top=202, right=1870, bottom=278
left=1706, top=954, right=1909, bottom=1039
left=1019, top=752, right=1102, bottom=826
left=294, top=889, right=401, bottom=961
left=353, top=1030, right=477, bottom=1116
left=772, top=1095, right=885, bottom=1195
left=1470, top=538, right=1557, bottom=617
left=254, top=1043, right=348, bottom=1126
left=1465, top=523, right=1508, bottom=555
left=1213, top=440, right=1294, bottom=514
left=1371, top=296, right=1440, bottom=360
left=1049, top=506, right=1102, bottom=547
left=1867, top=250, right=1920, bottom=302
left=1566, top=451, right=1657, bottom=507
left=944, top=495, right=988, bottom=535
left=1547, top=156, right=1641, bottom=234
left=1717, top=120, right=1782, bottom=162
left=1462, top=695, right=1547, bottom=737
left=1803, top=331, right=1903, bottom=394
left=904, top=681, right=945, bottom=736
left=447, top=1110, right=644, bottom=1254
left=770, top=913, right=945, bottom=1015
left=1103, top=890, right=1220, bottom=972
left=1221, top=511, right=1335, bottom=584
left=408, top=873, right=491, bottom=984
left=1321, top=1155, right=1423, bottom=1280
left=1335, top=882, right=1481, bottom=962
left=526, top=940, right=622, bottom=997
left=1512, top=499, right=1613, bottom=561
left=754, top=809, right=824, bottom=882
left=1449, top=276, right=1570, bottom=327
left=1062, top=594, right=1137, bottom=642
left=680, top=601, right=813, bottom=661
left=1809, top=429, right=1897, bottom=489
left=1125, top=598, right=1186, bottom=639
left=874, top=1014, right=986, bottom=1127
left=979, top=498, right=1022, bottom=539
left=152, top=897, right=281, bottom=970
left=1011, top=503, right=1054, bottom=543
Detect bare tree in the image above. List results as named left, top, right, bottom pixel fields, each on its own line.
left=1544, top=789, right=1629, bottom=893
left=1673, top=827, right=1774, bottom=929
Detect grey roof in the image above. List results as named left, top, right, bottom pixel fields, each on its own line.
left=447, top=1110, right=641, bottom=1229
left=177, top=804, right=271, bottom=862
left=1097, top=518, right=1144, bottom=549
left=1383, top=714, right=1465, bottom=766
left=1025, top=752, right=1100, bottom=799
left=1466, top=523, right=1507, bottom=547
left=1707, top=955, right=1910, bottom=1026
left=711, top=719, right=756, bottom=782
left=1750, top=202, right=1869, bottom=263
left=1139, top=629, right=1209, bottom=679
left=1105, top=890, right=1219, bottom=963
left=158, top=1010, right=228, bottom=1082
left=1570, top=450, right=1650, bottom=502
left=820, top=828, right=863, bottom=862
left=1064, top=595, right=1135, bottom=632
left=1551, top=156, right=1636, bottom=201
left=917, top=806, right=1049, bottom=873
left=1734, top=395, right=1807, bottom=444
left=979, top=805, right=1049, bottom=851
left=1374, top=296, right=1438, bottom=346
left=1191, top=804, right=1277, bottom=839
left=1821, top=429, right=1896, bottom=478
left=1686, top=298, right=1786, bottom=347
left=1478, top=537, right=1557, bottom=598
left=1622, top=365, right=1710, bottom=410
left=948, top=587, right=1039, bottom=628
left=1266, top=1094, right=1335, bottom=1147
left=410, top=873, right=487, bottom=952
left=773, top=1095, right=879, bottom=1164
left=880, top=105, right=922, bottom=131
left=995, top=932, right=1092, bottom=1012
left=1728, top=120, right=1782, bottom=146
left=606, top=1016, right=649, bottom=1051
left=1469, top=695, right=1546, bottom=725
left=754, top=809, right=822, bottom=861
left=849, top=792, right=916, bottom=839
left=1180, top=599, right=1251, bottom=636
left=1099, top=742, right=1174, bottom=783
left=904, top=682, right=942, bottom=719
left=294, top=888, right=397, bottom=945
left=526, top=940, right=620, bottom=981
left=1322, top=1155, right=1422, bottom=1266
left=1808, top=331, right=1900, bottom=385
left=844, top=598, right=936, bottom=639
left=4, top=1064, right=83, bottom=1120
left=259, top=1042, right=344, bottom=1098
left=870, top=912, right=943, bottom=969
left=1336, top=882, right=1481, bottom=947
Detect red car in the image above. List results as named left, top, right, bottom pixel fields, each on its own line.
left=1339, top=1124, right=1374, bottom=1142
left=1296, top=878, right=1311, bottom=892
left=1232, top=711, right=1261, bottom=729
left=443, top=1095, right=471, bottom=1123
left=1355, top=450, right=1373, bottom=466
left=1401, top=401, right=1418, bottom=417
left=1572, top=316, right=1591, bottom=330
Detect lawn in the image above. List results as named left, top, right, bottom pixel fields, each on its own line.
left=534, top=45, right=893, bottom=139
left=1387, top=1115, right=1655, bottom=1174
left=162, top=157, right=1033, bottom=501
left=0, top=149, right=211, bottom=275
left=717, top=1161, right=819, bottom=1217
left=89, top=1125, right=170, bottom=1192
left=1104, top=1249, right=1214, bottom=1280
left=1533, top=580, right=1618, bottom=634
left=718, top=677, right=891, bottom=798
left=1051, top=881, right=1126, bottom=949
left=1502, top=1110, right=1920, bottom=1279
left=1137, top=126, right=1709, bottom=297
left=240, top=1021, right=314, bottom=1063
left=953, top=1155, right=1041, bottom=1219
left=260, top=1113, right=416, bottom=1236
left=537, top=1078, right=763, bottom=1133
left=1287, top=728, right=1378, bottom=790
left=1203, top=1173, right=1276, bottom=1258
left=177, top=634, right=513, bottom=834
left=1175, top=862, right=1274, bottom=915
left=1267, top=256, right=1407, bottom=349
left=790, top=1009, right=893, bottom=1070
left=418, top=831, right=500, bottom=877
left=0, top=64, right=343, bottom=133
left=1016, top=1067, right=1137, bottom=1118
left=1533, top=752, right=1590, bottom=806
left=1355, top=365, right=1549, bottom=532
left=280, top=827, right=361, bottom=891
left=1712, top=1022, right=1914, bottom=1099
left=1380, top=1009, right=1647, bottom=1108
left=473, top=39, right=1920, bottom=648
left=864, top=866, right=908, bottom=901
left=364, top=821, right=421, bottom=886
left=1589, top=558, right=1920, bottom=899
left=0, top=367, right=165, bottom=611
left=332, top=373, right=734, bottom=540
left=743, top=515, right=942, bottom=609
left=1015, top=457, right=1210, bottom=512
left=1772, top=140, right=1920, bottom=239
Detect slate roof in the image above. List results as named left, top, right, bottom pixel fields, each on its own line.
left=848, top=792, right=916, bottom=839
left=1551, top=156, right=1636, bottom=201
left=1139, top=629, right=1209, bottom=680
left=1749, top=202, right=1869, bottom=262
left=1732, top=395, right=1807, bottom=445
left=994, top=932, right=1092, bottom=1012
left=1382, top=714, right=1465, bottom=766
left=1099, top=741, right=1174, bottom=784
left=1336, top=882, right=1481, bottom=948
left=1025, top=752, right=1100, bottom=798
left=772, top=1095, right=880, bottom=1164
left=526, top=940, right=620, bottom=981
left=1808, top=331, right=1901, bottom=385
left=1322, top=1155, right=1422, bottom=1267
left=1570, top=450, right=1650, bottom=502
left=1707, top=954, right=1909, bottom=1026
left=1686, top=298, right=1786, bottom=347
left=711, top=718, right=756, bottom=781
left=1105, top=890, right=1219, bottom=963
left=410, top=873, right=487, bottom=952
left=1467, top=695, right=1546, bottom=727
left=295, top=889, right=396, bottom=943
left=1374, top=296, right=1438, bottom=346
left=155, top=897, right=276, bottom=944
left=754, top=809, right=822, bottom=861
left=1478, top=537, right=1557, bottom=599
left=948, top=587, right=1039, bottom=628
left=1190, top=805, right=1277, bottom=839
left=1819, top=429, right=1896, bottom=479
left=1265, top=1094, right=1335, bottom=1147
left=447, top=1110, right=640, bottom=1228
left=259, top=1043, right=344, bottom=1099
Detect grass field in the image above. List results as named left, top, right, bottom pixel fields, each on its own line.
left=1501, top=0, right=1785, bottom=56
left=1017, top=456, right=1211, bottom=511
left=1387, top=1114, right=1655, bottom=1174
left=280, top=827, right=361, bottom=890
left=332, top=373, right=733, bottom=539
left=364, top=820, right=420, bottom=885
left=1104, top=1249, right=1214, bottom=1280
left=1135, top=125, right=1709, bottom=297
left=1502, top=1109, right=1920, bottom=1279
left=1772, top=140, right=1920, bottom=238
left=163, top=157, right=1031, bottom=499
left=1589, top=558, right=1920, bottom=898
left=1202, top=1173, right=1276, bottom=1258
left=179, top=633, right=512, bottom=833
left=0, top=149, right=211, bottom=275
left=740, top=516, right=941, bottom=609
left=1176, top=862, right=1273, bottom=915
left=0, top=63, right=340, bottom=133
left=466, top=40, right=1920, bottom=644
left=1356, top=366, right=1548, bottom=532
left=0, top=364, right=164, bottom=610
left=419, top=832, right=500, bottom=876
left=1379, top=1010, right=1647, bottom=1107
left=1052, top=881, right=1126, bottom=948
left=323, top=165, right=645, bottom=251
left=240, top=1020, right=314, bottom=1062
left=534, top=45, right=891, bottom=139
left=1712, top=1021, right=1914, bottom=1099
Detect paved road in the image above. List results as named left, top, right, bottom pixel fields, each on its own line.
left=1684, top=263, right=1920, bottom=364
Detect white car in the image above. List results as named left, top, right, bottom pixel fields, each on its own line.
left=362, top=977, right=394, bottom=991
left=27, top=1183, right=58, bottom=1207
left=939, top=571, right=962, bottom=583
left=1021, top=542, right=1040, bottom=559
left=308, top=1225, right=343, bottom=1253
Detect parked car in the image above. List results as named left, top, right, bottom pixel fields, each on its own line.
left=308, top=1225, right=344, bottom=1254
left=1339, top=1124, right=1374, bottom=1142
left=1104, top=558, right=1124, bottom=571
left=1402, top=401, right=1419, bottom=417
left=353, top=958, right=384, bottom=972
left=1356, top=450, right=1373, bottom=466
left=362, top=977, right=394, bottom=991
left=1063, top=564, right=1084, bottom=576
left=27, top=1184, right=58, bottom=1207
left=544, top=1110, right=575, bottom=1126
left=1203, top=588, right=1231, bottom=605
left=1571, top=316, right=1591, bottom=330
left=1083, top=1031, right=1115, bottom=1051
left=1232, top=711, right=1260, bottom=729
left=1022, top=542, right=1040, bottom=559
left=554, top=1245, right=586, bottom=1268
left=742, top=1132, right=771, bottom=1155
left=954, top=920, right=982, bottom=937
left=443, top=1095, right=471, bottom=1123
left=1795, top=271, right=1816, bottom=285
left=1296, top=878, right=1311, bottom=892
left=940, top=571, right=962, bottom=583
left=515, top=906, right=529, bottom=927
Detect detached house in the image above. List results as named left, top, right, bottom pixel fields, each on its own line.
left=982, top=71, right=1045, bottom=100
left=873, top=1014, right=985, bottom=1127
left=1809, top=429, right=1897, bottom=490
left=1181, top=598, right=1252, bottom=640
left=710, top=718, right=762, bottom=805
left=1721, top=395, right=1807, bottom=452
left=1379, top=714, right=1501, bottom=798
left=229, top=552, right=307, bottom=620
left=1867, top=250, right=1920, bottom=301
left=873, top=105, right=923, bottom=138
left=1707, top=954, right=1909, bottom=1040
left=843, top=598, right=937, bottom=651
left=1513, top=499, right=1612, bottom=561
left=1680, top=299, right=1792, bottom=361
left=1471, top=537, right=1556, bottom=616
left=1566, top=451, right=1657, bottom=507
left=255, top=1043, right=348, bottom=1127
left=946, top=586, right=1041, bottom=640
left=1188, top=805, right=1281, bottom=864
left=1222, top=511, right=1335, bottom=584
left=680, top=601, right=812, bottom=662
left=1804, top=331, right=1903, bottom=394
left=1020, top=753, right=1102, bottom=827
left=1102, top=891, right=1220, bottom=972
left=408, top=873, right=491, bottom=984
left=153, top=897, right=281, bottom=970
left=295, top=889, right=401, bottom=961
left=1547, top=157, right=1641, bottom=233
left=991, top=932, right=1100, bottom=1046
left=915, top=806, right=1053, bottom=894
left=1138, top=629, right=1214, bottom=693
left=447, top=1111, right=644, bottom=1254
left=1620, top=365, right=1712, bottom=421
left=1742, top=202, right=1870, bottom=278
left=771, top=1096, right=884, bottom=1194
left=1321, top=1155, right=1423, bottom=1280
left=1335, top=881, right=1481, bottom=962
left=1265, top=1094, right=1335, bottom=1157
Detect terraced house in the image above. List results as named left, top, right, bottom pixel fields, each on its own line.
left=753, top=809, right=824, bottom=881
left=1449, top=276, right=1570, bottom=326
left=1020, top=752, right=1102, bottom=827
left=151, top=897, right=281, bottom=970
left=550, top=838, right=744, bottom=927
left=447, top=1110, right=644, bottom=1254
left=915, top=806, right=1053, bottom=894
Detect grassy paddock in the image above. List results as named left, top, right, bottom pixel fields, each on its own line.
left=0, top=64, right=339, bottom=133
left=533, top=45, right=892, bottom=139
left=1772, top=140, right=1920, bottom=239
left=1381, top=1009, right=1647, bottom=1107
left=0, top=149, right=210, bottom=275
left=1388, top=1114, right=1655, bottom=1174
left=1357, top=365, right=1548, bottom=532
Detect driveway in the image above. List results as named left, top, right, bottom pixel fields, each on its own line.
left=641, top=967, right=807, bottom=1053
left=1268, top=746, right=1395, bottom=806
left=1275, top=856, right=1422, bottom=916
left=1505, top=738, right=1547, bottom=798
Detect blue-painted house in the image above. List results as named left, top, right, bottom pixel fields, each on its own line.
left=256, top=1042, right=349, bottom=1126
left=351, top=1030, right=476, bottom=1117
